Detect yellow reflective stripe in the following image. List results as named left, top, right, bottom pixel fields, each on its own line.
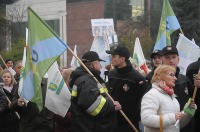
left=97, top=83, right=108, bottom=93
left=86, top=95, right=106, bottom=116
left=90, top=96, right=106, bottom=116
left=99, top=87, right=108, bottom=94
left=71, top=85, right=77, bottom=97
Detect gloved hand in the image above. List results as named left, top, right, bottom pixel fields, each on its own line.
left=183, top=98, right=197, bottom=117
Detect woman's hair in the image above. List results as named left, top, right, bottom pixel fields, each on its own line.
left=62, top=68, right=74, bottom=86
left=14, top=60, right=22, bottom=68
left=151, top=65, right=176, bottom=83
left=0, top=69, right=15, bottom=86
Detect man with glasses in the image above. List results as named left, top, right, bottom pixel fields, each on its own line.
left=161, top=46, right=194, bottom=132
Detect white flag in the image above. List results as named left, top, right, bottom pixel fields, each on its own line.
left=45, top=62, right=71, bottom=117
left=70, top=45, right=80, bottom=69
left=176, top=34, right=200, bottom=75
left=18, top=28, right=28, bottom=95
left=133, top=37, right=148, bottom=75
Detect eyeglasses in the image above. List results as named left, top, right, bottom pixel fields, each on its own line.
left=164, top=73, right=176, bottom=77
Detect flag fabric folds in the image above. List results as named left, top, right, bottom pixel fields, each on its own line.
left=153, top=0, right=180, bottom=51
left=183, top=98, right=196, bottom=117
left=176, top=34, right=200, bottom=75
left=133, top=37, right=148, bottom=75
left=70, top=45, right=80, bottom=69
left=20, top=7, right=68, bottom=110
left=45, top=62, right=71, bottom=117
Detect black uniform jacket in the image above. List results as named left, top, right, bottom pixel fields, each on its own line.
left=108, top=62, right=147, bottom=130
left=175, top=67, right=194, bottom=132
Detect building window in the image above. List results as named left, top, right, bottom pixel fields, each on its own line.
left=11, top=19, right=59, bottom=43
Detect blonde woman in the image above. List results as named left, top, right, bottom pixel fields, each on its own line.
left=141, top=65, right=196, bottom=132
left=0, top=69, right=19, bottom=132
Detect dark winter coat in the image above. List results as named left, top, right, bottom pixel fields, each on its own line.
left=53, top=112, right=71, bottom=132
left=108, top=61, right=147, bottom=132
left=10, top=78, right=54, bottom=132
left=175, top=67, right=194, bottom=132
left=0, top=85, right=19, bottom=132
left=186, top=57, right=200, bottom=131
left=70, top=66, right=116, bottom=132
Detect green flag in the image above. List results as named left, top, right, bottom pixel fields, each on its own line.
left=20, top=7, right=68, bottom=110
left=153, top=0, right=180, bottom=51
left=184, top=98, right=196, bottom=117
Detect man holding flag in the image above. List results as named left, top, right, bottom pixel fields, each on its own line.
left=9, top=6, right=69, bottom=132
left=186, top=58, right=200, bottom=131
left=69, top=51, right=121, bottom=132
left=20, top=7, right=68, bottom=111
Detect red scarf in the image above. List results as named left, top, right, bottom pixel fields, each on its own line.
left=157, top=81, right=174, bottom=96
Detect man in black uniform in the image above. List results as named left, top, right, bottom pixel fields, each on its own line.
left=106, top=46, right=147, bottom=132
left=70, top=51, right=121, bottom=132
left=186, top=58, right=200, bottom=132
left=162, top=46, right=194, bottom=132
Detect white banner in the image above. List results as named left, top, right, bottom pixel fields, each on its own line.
left=90, top=36, right=111, bottom=79
left=91, top=19, right=114, bottom=36
left=176, top=34, right=200, bottom=75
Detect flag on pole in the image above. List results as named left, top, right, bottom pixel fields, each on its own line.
left=45, top=62, right=71, bottom=117
left=20, top=7, right=68, bottom=110
left=18, top=28, right=28, bottom=95
left=153, top=0, right=180, bottom=51
left=176, top=34, right=200, bottom=75
left=133, top=37, right=148, bottom=75
left=70, top=45, right=80, bottom=69
left=184, top=98, right=196, bottom=117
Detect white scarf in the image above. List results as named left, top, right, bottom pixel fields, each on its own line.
left=3, top=85, right=13, bottom=93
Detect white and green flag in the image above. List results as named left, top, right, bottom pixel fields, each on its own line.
left=45, top=62, right=71, bottom=117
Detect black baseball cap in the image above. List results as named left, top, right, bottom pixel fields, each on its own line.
left=81, top=51, right=105, bottom=62
left=150, top=50, right=162, bottom=58
left=106, top=46, right=130, bottom=60
left=161, top=46, right=179, bottom=56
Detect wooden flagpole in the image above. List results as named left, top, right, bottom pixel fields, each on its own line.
left=67, top=47, right=139, bottom=132
left=192, top=69, right=200, bottom=100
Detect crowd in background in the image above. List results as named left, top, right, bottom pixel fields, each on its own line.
left=0, top=44, right=200, bottom=132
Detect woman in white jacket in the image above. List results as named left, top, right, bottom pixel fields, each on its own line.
left=141, top=65, right=196, bottom=132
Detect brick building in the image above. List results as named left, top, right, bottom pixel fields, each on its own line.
left=67, top=0, right=104, bottom=66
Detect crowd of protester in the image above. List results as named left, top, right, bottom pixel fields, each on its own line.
left=0, top=44, right=199, bottom=132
